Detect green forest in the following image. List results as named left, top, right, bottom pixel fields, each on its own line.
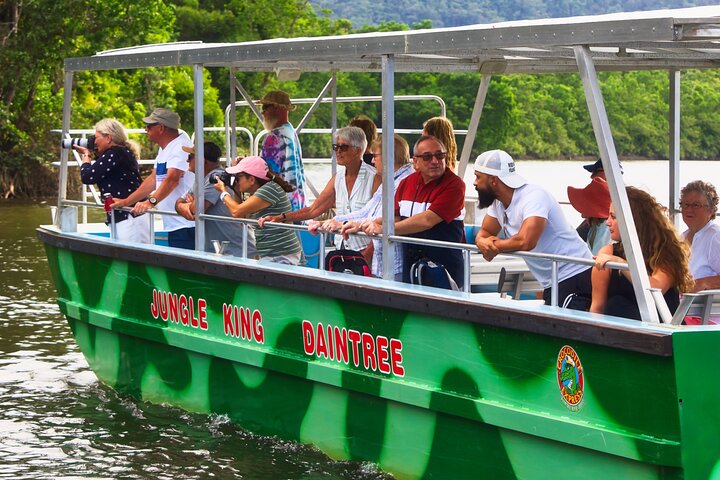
left=2, top=0, right=720, bottom=198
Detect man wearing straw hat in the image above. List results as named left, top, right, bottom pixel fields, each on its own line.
left=257, top=90, right=306, bottom=211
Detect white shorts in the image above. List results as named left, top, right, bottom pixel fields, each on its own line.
left=114, top=214, right=152, bottom=244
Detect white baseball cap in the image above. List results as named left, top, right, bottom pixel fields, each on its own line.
left=473, top=149, right=527, bottom=188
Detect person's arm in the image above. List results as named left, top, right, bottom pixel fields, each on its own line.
left=77, top=147, right=111, bottom=184
left=222, top=193, right=271, bottom=218
left=474, top=214, right=502, bottom=261
left=590, top=243, right=614, bottom=313
left=492, top=216, right=547, bottom=253
left=114, top=171, right=155, bottom=208
left=693, top=275, right=720, bottom=292
left=175, top=194, right=194, bottom=221
left=393, top=209, right=443, bottom=235
left=131, top=168, right=184, bottom=215
left=263, top=175, right=336, bottom=224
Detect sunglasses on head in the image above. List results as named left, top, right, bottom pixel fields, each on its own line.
left=261, top=103, right=275, bottom=112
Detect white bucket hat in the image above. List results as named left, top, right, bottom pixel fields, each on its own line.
left=474, top=149, right=527, bottom=188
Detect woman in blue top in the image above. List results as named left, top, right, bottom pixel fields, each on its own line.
left=74, top=118, right=150, bottom=243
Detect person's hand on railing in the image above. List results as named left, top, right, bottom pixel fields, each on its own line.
left=176, top=194, right=195, bottom=221
left=476, top=235, right=500, bottom=261
left=360, top=219, right=382, bottom=236
left=258, top=214, right=283, bottom=228
left=340, top=220, right=363, bottom=240
left=594, top=253, right=626, bottom=271
left=317, top=218, right=343, bottom=234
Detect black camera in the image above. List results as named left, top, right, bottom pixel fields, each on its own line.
left=62, top=135, right=96, bottom=150
left=209, top=171, right=232, bottom=187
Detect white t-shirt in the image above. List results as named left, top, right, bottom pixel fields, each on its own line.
left=333, top=161, right=376, bottom=251
left=488, top=184, right=593, bottom=288
left=155, top=132, right=194, bottom=232
left=684, top=220, right=720, bottom=280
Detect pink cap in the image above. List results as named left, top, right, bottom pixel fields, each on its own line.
left=226, top=156, right=269, bottom=179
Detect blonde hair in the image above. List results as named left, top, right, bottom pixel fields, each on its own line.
left=94, top=118, right=141, bottom=159
left=616, top=187, right=693, bottom=292
left=423, top=116, right=457, bottom=171
left=370, top=134, right=410, bottom=166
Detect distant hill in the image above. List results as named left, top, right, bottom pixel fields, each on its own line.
left=310, top=0, right=717, bottom=29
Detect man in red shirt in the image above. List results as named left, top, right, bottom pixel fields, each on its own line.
left=360, top=136, right=465, bottom=287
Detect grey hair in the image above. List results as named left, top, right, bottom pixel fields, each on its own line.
left=94, top=118, right=141, bottom=159
left=413, top=135, right=446, bottom=156
left=334, top=126, right=367, bottom=153
left=681, top=180, right=719, bottom=216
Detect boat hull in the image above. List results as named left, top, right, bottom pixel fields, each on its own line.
left=40, top=227, right=720, bottom=479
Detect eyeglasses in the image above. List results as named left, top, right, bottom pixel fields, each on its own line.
left=187, top=154, right=195, bottom=160
left=414, top=151, right=447, bottom=162
left=332, top=144, right=353, bottom=153
left=680, top=202, right=709, bottom=210
left=144, top=123, right=160, bottom=130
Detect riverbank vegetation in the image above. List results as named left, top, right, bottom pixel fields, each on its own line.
left=1, top=0, right=719, bottom=198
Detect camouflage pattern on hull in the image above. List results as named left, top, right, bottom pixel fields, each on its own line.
left=40, top=230, right=720, bottom=479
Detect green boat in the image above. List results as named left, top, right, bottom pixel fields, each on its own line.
left=39, top=7, right=720, bottom=479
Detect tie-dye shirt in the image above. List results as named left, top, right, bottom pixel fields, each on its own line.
left=261, top=122, right=306, bottom=211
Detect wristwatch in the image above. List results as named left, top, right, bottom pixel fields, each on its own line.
left=148, top=196, right=158, bottom=206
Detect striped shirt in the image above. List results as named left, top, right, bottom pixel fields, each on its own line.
left=252, top=181, right=302, bottom=258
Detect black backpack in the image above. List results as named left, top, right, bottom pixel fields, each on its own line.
left=409, top=257, right=459, bottom=291
left=324, top=243, right=371, bottom=277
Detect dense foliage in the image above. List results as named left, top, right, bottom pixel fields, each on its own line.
left=1, top=0, right=719, bottom=198
left=310, top=0, right=718, bottom=29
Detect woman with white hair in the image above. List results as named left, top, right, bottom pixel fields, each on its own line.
left=681, top=180, right=720, bottom=292
left=74, top=118, right=150, bottom=243
left=259, top=126, right=378, bottom=252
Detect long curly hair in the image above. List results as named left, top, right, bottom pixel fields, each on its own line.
left=422, top=116, right=457, bottom=171
left=616, top=186, right=693, bottom=292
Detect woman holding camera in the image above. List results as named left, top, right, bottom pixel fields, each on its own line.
left=213, top=156, right=302, bottom=265
left=74, top=118, right=150, bottom=243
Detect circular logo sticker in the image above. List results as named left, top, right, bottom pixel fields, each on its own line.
left=556, top=345, right=584, bottom=411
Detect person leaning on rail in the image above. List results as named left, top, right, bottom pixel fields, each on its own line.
left=257, top=90, right=307, bottom=211
left=312, top=134, right=414, bottom=280
left=74, top=118, right=151, bottom=244
left=259, top=126, right=379, bottom=254
left=358, top=135, right=466, bottom=289
left=473, top=149, right=593, bottom=310
left=590, top=186, right=693, bottom=320
left=214, top=156, right=302, bottom=265
left=114, top=108, right=195, bottom=249
left=174, top=142, right=256, bottom=258
left=680, top=180, right=720, bottom=292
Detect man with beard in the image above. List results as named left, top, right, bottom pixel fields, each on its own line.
left=473, top=150, right=593, bottom=309
left=257, top=90, right=306, bottom=210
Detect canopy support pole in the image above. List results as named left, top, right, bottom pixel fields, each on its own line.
left=194, top=64, right=206, bottom=252
left=457, top=74, right=491, bottom=179
left=669, top=69, right=681, bottom=228
left=57, top=69, right=74, bottom=225
left=381, top=54, right=396, bottom=281
left=574, top=45, right=660, bottom=323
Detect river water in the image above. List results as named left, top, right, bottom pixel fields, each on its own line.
left=0, top=202, right=390, bottom=479
left=2, top=159, right=719, bottom=478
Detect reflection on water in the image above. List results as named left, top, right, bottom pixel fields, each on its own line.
left=0, top=201, right=391, bottom=480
